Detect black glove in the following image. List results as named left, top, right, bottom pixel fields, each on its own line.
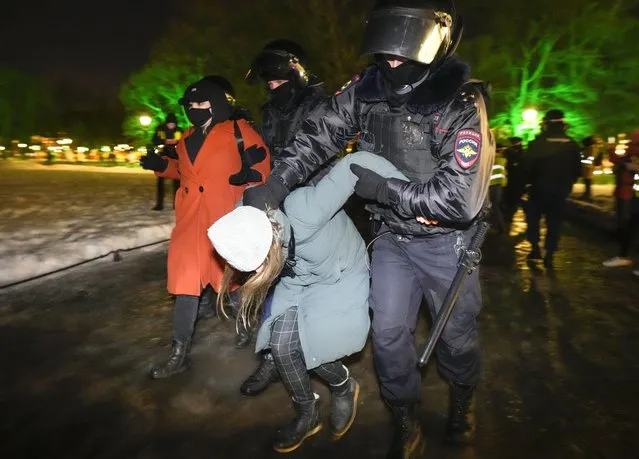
left=229, top=145, right=267, bottom=186
left=140, top=150, right=168, bottom=172
left=350, top=164, right=391, bottom=205
left=243, top=177, right=289, bottom=210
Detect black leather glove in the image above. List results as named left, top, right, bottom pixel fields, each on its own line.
left=140, top=150, right=168, bottom=172
left=229, top=145, right=267, bottom=186
left=350, top=164, right=391, bottom=205
left=243, top=177, right=289, bottom=210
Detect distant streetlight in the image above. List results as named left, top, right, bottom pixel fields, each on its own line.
left=139, top=115, right=152, bottom=127
left=522, top=108, right=538, bottom=122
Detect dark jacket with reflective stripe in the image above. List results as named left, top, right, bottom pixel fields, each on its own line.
left=268, top=56, right=495, bottom=236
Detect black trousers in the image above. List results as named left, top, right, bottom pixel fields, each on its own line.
left=270, top=307, right=349, bottom=403
left=526, top=191, right=568, bottom=254
left=369, top=227, right=482, bottom=404
left=155, top=178, right=180, bottom=208
left=173, top=284, right=214, bottom=341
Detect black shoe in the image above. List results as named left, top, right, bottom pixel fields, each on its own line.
left=444, top=382, right=476, bottom=445
left=273, top=396, right=322, bottom=453
left=527, top=246, right=542, bottom=261
left=152, top=204, right=164, bottom=211
left=149, top=339, right=191, bottom=379
left=386, top=403, right=425, bottom=459
left=240, top=355, right=280, bottom=396
left=197, top=287, right=217, bottom=321
left=329, top=377, right=360, bottom=440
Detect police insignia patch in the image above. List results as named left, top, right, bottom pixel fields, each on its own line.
left=454, top=129, right=481, bottom=169
left=335, top=74, right=361, bottom=95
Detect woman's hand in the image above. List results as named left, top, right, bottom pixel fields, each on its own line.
left=416, top=216, right=438, bottom=225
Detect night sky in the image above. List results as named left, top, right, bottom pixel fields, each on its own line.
left=0, top=0, right=172, bottom=99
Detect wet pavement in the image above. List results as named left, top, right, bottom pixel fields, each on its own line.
left=1, top=211, right=638, bottom=459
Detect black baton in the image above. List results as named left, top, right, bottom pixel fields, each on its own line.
left=417, top=221, right=490, bottom=367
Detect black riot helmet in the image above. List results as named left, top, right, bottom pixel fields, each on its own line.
left=245, top=39, right=322, bottom=88
left=203, top=75, right=236, bottom=105
left=362, top=0, right=463, bottom=92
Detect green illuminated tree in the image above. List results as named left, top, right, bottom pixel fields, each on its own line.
left=119, top=61, right=203, bottom=143
left=459, top=0, right=639, bottom=142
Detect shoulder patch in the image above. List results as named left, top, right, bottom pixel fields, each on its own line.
left=335, top=74, right=361, bottom=96
left=454, top=129, right=481, bottom=169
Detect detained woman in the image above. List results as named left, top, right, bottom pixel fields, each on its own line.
left=140, top=77, right=270, bottom=379
left=208, top=151, right=411, bottom=453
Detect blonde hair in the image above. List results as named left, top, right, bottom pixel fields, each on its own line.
left=217, top=211, right=286, bottom=332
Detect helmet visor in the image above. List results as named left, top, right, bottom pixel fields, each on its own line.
left=245, top=50, right=294, bottom=84
left=361, top=7, right=452, bottom=64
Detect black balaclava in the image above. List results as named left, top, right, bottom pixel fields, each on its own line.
left=186, top=107, right=213, bottom=128
left=377, top=58, right=430, bottom=90
left=268, top=80, right=299, bottom=109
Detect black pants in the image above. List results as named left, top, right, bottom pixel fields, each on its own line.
left=270, top=307, right=349, bottom=403
left=156, top=178, right=180, bottom=209
left=369, top=228, right=482, bottom=404
left=504, top=176, right=526, bottom=222
left=173, top=284, right=213, bottom=341
left=489, top=185, right=506, bottom=232
left=616, top=199, right=639, bottom=257
left=583, top=178, right=592, bottom=199
left=526, top=191, right=568, bottom=254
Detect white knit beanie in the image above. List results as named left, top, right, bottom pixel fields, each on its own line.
left=207, top=206, right=274, bottom=272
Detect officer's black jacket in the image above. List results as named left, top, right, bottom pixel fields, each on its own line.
left=268, top=56, right=494, bottom=233
left=525, top=129, right=582, bottom=198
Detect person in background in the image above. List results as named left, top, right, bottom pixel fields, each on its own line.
left=489, top=144, right=508, bottom=233
left=503, top=136, right=526, bottom=226
left=525, top=109, right=582, bottom=269
left=139, top=77, right=270, bottom=379
left=603, top=130, right=639, bottom=271
left=238, top=39, right=328, bottom=394
left=151, top=113, right=183, bottom=211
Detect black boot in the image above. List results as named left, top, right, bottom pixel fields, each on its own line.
left=386, top=403, right=424, bottom=459
left=329, top=376, right=360, bottom=440
left=240, top=354, right=280, bottom=396
left=149, top=339, right=191, bottom=379
left=197, top=286, right=217, bottom=321
left=273, top=396, right=322, bottom=453
left=444, top=382, right=476, bottom=445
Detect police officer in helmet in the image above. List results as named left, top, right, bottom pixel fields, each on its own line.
left=238, top=39, right=331, bottom=394
left=246, top=39, right=329, bottom=181
left=243, top=1, right=494, bottom=456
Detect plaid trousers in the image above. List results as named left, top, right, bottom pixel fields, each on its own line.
left=270, top=307, right=348, bottom=402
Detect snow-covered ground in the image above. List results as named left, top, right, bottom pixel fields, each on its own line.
left=0, top=161, right=175, bottom=287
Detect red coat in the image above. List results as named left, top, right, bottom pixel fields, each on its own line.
left=156, top=120, right=270, bottom=295
left=609, top=143, right=639, bottom=201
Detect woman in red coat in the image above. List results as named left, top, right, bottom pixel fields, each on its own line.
left=140, top=77, right=270, bottom=378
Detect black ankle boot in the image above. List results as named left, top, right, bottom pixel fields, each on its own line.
left=197, top=287, right=217, bottom=321
left=386, top=403, right=424, bottom=459
left=240, top=355, right=280, bottom=396
left=149, top=339, right=191, bottom=379
left=444, top=382, right=476, bottom=445
left=273, top=396, right=322, bottom=453
left=329, top=377, right=360, bottom=439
